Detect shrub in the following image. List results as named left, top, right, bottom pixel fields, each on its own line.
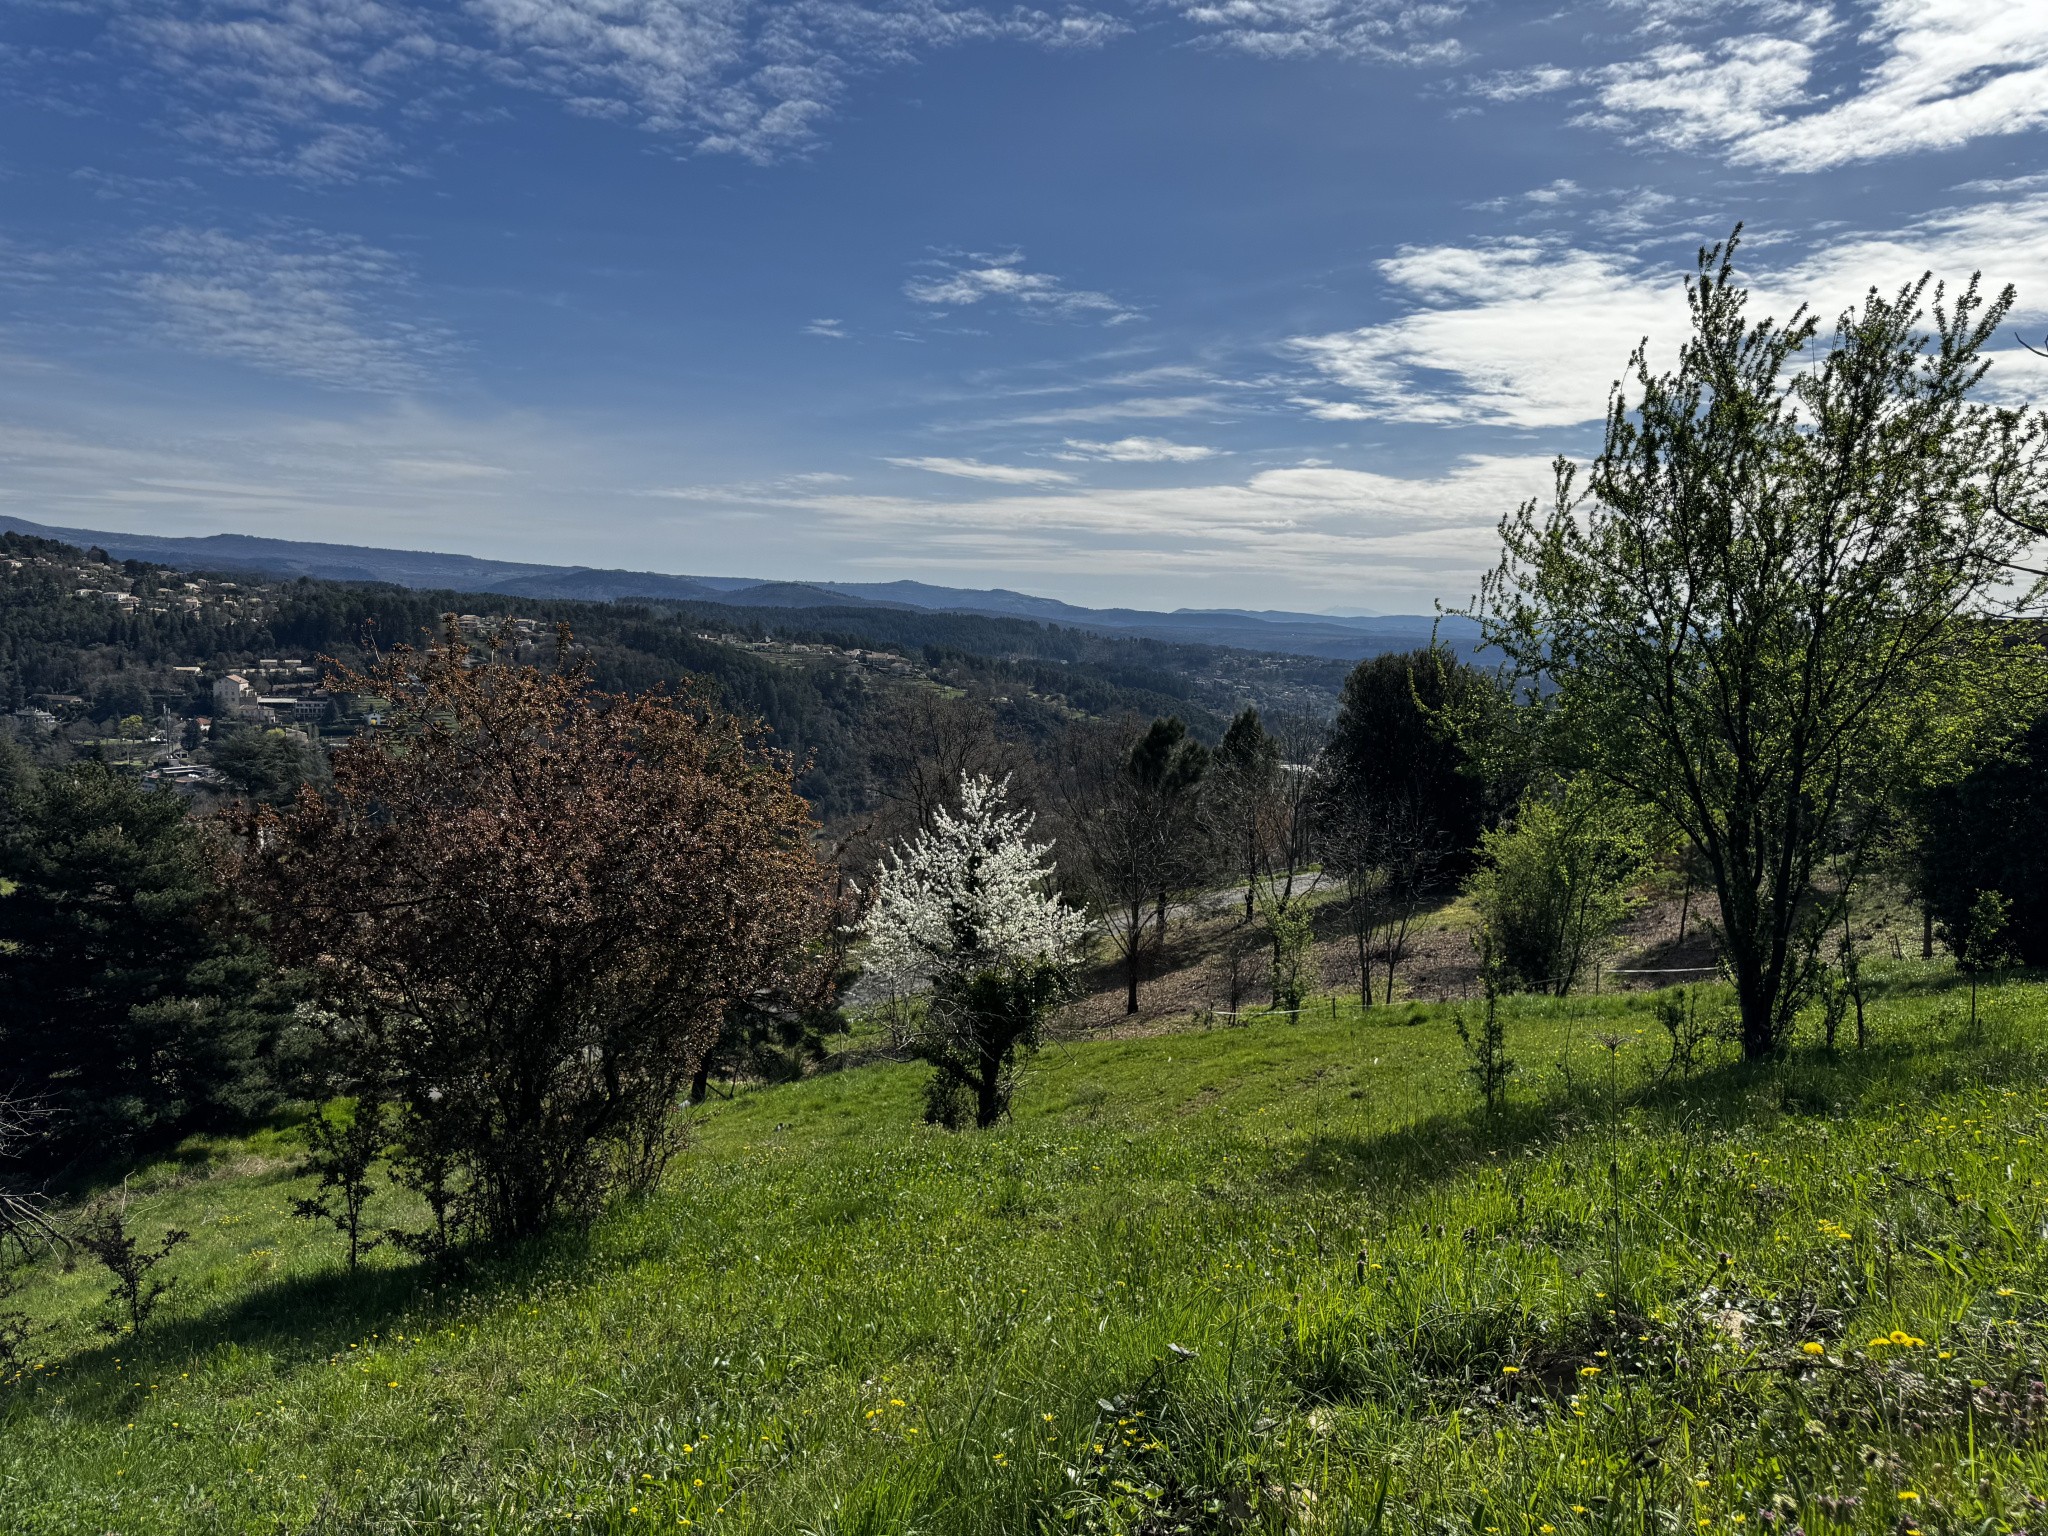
left=1465, top=775, right=1650, bottom=995
left=292, top=1097, right=387, bottom=1272
left=224, top=629, right=834, bottom=1243
left=73, top=1195, right=188, bottom=1337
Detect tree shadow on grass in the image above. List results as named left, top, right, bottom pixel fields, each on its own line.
left=1279, top=1003, right=2048, bottom=1204
left=33, top=1214, right=673, bottom=1425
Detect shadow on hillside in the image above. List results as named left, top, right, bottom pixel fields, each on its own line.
left=1280, top=995, right=2048, bottom=1202
left=40, top=1217, right=653, bottom=1424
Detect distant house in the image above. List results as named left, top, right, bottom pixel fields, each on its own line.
left=257, top=694, right=327, bottom=724
left=11, top=707, right=57, bottom=733
left=213, top=674, right=255, bottom=711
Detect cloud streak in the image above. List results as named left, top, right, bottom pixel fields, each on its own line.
left=884, top=454, right=1076, bottom=484
left=1055, top=435, right=1223, bottom=461
left=905, top=252, right=1139, bottom=325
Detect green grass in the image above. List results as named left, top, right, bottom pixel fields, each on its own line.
left=7, top=969, right=2048, bottom=1534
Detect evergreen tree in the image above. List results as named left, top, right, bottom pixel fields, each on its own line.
left=1319, top=649, right=1488, bottom=869
left=0, top=751, right=279, bottom=1164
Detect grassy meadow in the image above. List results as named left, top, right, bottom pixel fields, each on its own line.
left=6, top=969, right=2048, bottom=1533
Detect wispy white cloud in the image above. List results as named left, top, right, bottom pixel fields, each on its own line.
left=1586, top=1, right=2048, bottom=172
left=1288, top=240, right=1681, bottom=428
left=132, top=226, right=455, bottom=392
left=1286, top=193, right=2048, bottom=430
left=80, top=0, right=1130, bottom=175
left=990, top=394, right=1223, bottom=427
left=1170, top=0, right=1465, bottom=64
left=1055, top=435, right=1223, bottom=461
left=1469, top=63, right=1574, bottom=100
left=905, top=252, right=1139, bottom=324
left=805, top=317, right=848, bottom=338
left=884, top=454, right=1076, bottom=484
left=675, top=450, right=1551, bottom=601
left=111, top=0, right=442, bottom=183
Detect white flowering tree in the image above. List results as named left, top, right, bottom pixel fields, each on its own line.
left=863, top=774, right=1087, bottom=1128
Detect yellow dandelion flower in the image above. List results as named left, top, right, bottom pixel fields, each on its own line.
left=1579, top=1366, right=1601, bottom=1378
left=1898, top=1492, right=1920, bottom=1502
left=1801, top=1343, right=1824, bottom=1356
left=1502, top=1365, right=1521, bottom=1375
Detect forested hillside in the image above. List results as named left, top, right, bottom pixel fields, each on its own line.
left=0, top=531, right=1344, bottom=820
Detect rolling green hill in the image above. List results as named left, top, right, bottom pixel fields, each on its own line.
left=5, top=971, right=2046, bottom=1534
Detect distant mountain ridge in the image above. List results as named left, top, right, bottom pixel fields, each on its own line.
left=0, top=515, right=1477, bottom=662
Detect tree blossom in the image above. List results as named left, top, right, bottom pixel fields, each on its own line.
left=863, top=774, right=1086, bottom=990
left=862, top=774, right=1087, bottom=1128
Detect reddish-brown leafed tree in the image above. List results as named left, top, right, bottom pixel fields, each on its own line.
left=222, top=626, right=831, bottom=1243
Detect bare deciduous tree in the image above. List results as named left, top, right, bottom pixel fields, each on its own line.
left=1050, top=718, right=1211, bottom=1014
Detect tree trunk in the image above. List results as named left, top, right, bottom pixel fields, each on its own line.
left=1731, top=954, right=1779, bottom=1059
left=973, top=1032, right=1005, bottom=1128
left=688, top=1064, right=710, bottom=1104
left=1355, top=923, right=1372, bottom=1008
left=1126, top=900, right=1143, bottom=1014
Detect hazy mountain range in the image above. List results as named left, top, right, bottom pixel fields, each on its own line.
left=0, top=516, right=1477, bottom=662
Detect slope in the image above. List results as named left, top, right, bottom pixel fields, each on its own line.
left=2, top=971, right=2043, bottom=1533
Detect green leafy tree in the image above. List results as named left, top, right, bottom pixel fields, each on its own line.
left=1053, top=717, right=1211, bottom=1015
left=1478, top=229, right=2044, bottom=1056
left=1261, top=887, right=1314, bottom=1016
left=1466, top=775, right=1651, bottom=996
left=1958, top=888, right=2015, bottom=1033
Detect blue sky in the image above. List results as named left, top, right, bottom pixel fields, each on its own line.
left=3, top=0, right=2046, bottom=611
